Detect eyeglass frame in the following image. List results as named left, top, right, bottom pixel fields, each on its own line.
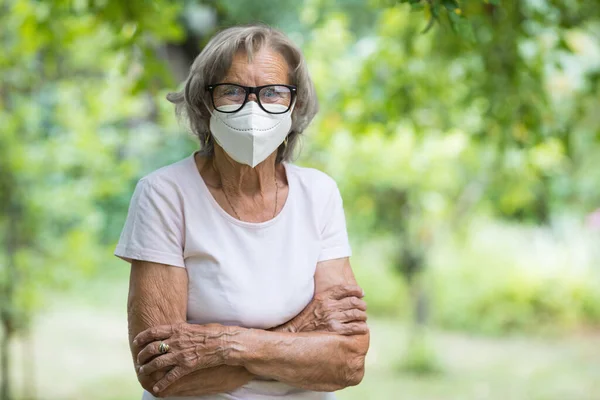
left=205, top=83, right=297, bottom=114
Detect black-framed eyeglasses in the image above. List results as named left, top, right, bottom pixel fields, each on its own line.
left=205, top=83, right=297, bottom=114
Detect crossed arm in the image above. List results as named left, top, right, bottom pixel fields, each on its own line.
left=128, top=257, right=370, bottom=397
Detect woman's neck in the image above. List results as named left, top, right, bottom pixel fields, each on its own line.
left=211, top=145, right=278, bottom=195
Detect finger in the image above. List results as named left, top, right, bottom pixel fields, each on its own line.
left=137, top=373, right=155, bottom=391
left=137, top=341, right=162, bottom=366
left=340, top=322, right=369, bottom=336
left=139, top=353, right=177, bottom=376
left=133, top=325, right=174, bottom=348
left=328, top=285, right=364, bottom=300
left=150, top=370, right=166, bottom=382
left=336, top=309, right=368, bottom=323
left=337, top=296, right=367, bottom=312
left=153, top=366, right=185, bottom=394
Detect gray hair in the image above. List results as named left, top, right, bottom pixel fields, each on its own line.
left=167, top=24, right=319, bottom=163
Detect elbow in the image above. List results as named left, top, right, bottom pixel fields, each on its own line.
left=318, top=344, right=367, bottom=391
left=342, top=355, right=366, bottom=387
left=347, top=363, right=366, bottom=387
left=339, top=332, right=370, bottom=388
left=324, top=354, right=364, bottom=390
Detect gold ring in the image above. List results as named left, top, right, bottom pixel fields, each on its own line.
left=158, top=342, right=170, bottom=354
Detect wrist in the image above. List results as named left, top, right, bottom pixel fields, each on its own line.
left=290, top=313, right=313, bottom=333
left=274, top=320, right=298, bottom=333
left=224, top=326, right=255, bottom=367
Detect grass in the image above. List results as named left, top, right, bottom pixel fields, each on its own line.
left=338, top=320, right=600, bottom=400
left=8, top=275, right=600, bottom=400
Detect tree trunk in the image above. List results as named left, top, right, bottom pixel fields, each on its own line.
left=22, top=333, right=36, bottom=400
left=1, top=328, right=11, bottom=400
left=412, top=277, right=429, bottom=328
left=399, top=243, right=429, bottom=329
left=1, top=203, right=19, bottom=400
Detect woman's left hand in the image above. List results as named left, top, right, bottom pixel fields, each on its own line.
left=133, top=323, right=232, bottom=393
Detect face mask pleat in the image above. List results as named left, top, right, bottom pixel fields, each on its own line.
left=209, top=101, right=294, bottom=167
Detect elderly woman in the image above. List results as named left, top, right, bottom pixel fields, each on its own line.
left=115, top=24, right=369, bottom=400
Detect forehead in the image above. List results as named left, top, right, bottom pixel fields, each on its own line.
left=223, top=47, right=289, bottom=85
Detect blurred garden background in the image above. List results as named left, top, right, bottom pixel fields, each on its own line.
left=2, top=0, right=600, bottom=399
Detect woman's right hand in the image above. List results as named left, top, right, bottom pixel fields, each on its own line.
left=275, top=284, right=368, bottom=335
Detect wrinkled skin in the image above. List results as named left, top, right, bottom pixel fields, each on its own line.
left=277, top=284, right=368, bottom=335
left=135, top=284, right=368, bottom=393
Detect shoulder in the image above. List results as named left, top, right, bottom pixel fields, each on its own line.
left=129, top=155, right=196, bottom=210
left=285, top=163, right=339, bottom=191
left=285, top=163, right=341, bottom=207
left=137, top=155, right=195, bottom=193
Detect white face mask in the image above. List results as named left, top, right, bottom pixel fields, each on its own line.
left=209, top=101, right=294, bottom=168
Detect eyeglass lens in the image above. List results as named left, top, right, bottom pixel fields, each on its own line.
left=212, top=85, right=292, bottom=113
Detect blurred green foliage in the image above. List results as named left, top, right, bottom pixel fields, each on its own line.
left=301, top=0, right=600, bottom=337
left=1, top=2, right=600, bottom=396
left=428, top=219, right=600, bottom=334
left=0, top=0, right=187, bottom=337
left=397, top=332, right=442, bottom=376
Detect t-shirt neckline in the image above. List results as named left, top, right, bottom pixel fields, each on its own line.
left=188, top=151, right=294, bottom=229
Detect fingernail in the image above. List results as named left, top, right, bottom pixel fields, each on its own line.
left=362, top=289, right=365, bottom=296
left=153, top=386, right=159, bottom=393
left=133, top=340, right=138, bottom=346
left=139, top=367, right=144, bottom=374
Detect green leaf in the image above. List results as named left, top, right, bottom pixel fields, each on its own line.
left=442, top=0, right=459, bottom=11
left=447, top=9, right=475, bottom=42
left=411, top=2, right=425, bottom=11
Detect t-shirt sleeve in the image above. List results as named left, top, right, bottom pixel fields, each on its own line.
left=318, top=182, right=352, bottom=262
left=114, top=178, right=185, bottom=268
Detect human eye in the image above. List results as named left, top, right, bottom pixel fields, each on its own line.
left=222, top=85, right=244, bottom=97
left=261, top=86, right=289, bottom=104
left=262, top=87, right=277, bottom=98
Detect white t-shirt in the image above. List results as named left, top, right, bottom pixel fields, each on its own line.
left=115, top=152, right=352, bottom=400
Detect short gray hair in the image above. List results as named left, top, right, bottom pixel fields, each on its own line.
left=167, top=24, right=319, bottom=163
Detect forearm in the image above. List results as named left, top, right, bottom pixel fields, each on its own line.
left=128, top=262, right=257, bottom=396
left=161, top=315, right=365, bottom=396
left=133, top=320, right=255, bottom=396
left=226, top=328, right=369, bottom=391
left=157, top=365, right=254, bottom=397
left=132, top=260, right=370, bottom=395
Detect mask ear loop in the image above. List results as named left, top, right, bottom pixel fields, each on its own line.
left=289, top=96, right=297, bottom=114
left=281, top=96, right=297, bottom=157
